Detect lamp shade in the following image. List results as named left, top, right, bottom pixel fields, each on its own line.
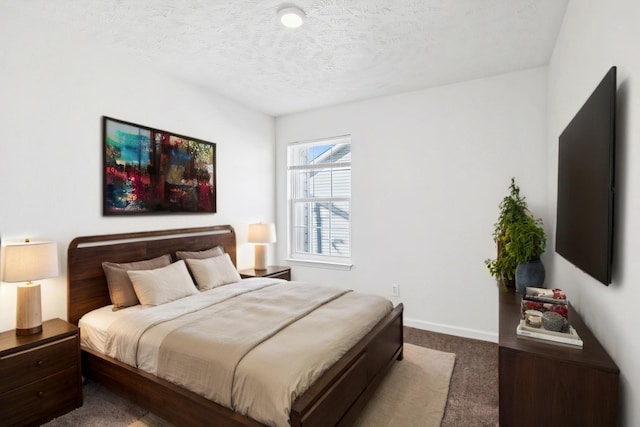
left=248, top=223, right=277, bottom=244
left=3, top=240, right=58, bottom=336
left=3, top=241, right=59, bottom=283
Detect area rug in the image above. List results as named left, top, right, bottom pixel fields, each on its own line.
left=44, top=343, right=456, bottom=427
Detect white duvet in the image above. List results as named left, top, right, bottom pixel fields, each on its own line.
left=83, top=278, right=393, bottom=427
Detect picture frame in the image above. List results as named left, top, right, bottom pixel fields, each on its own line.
left=103, top=116, right=216, bottom=215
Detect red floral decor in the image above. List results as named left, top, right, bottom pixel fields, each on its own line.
left=521, top=299, right=569, bottom=320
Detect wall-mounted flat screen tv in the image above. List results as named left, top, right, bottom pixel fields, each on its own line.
left=555, top=66, right=616, bottom=285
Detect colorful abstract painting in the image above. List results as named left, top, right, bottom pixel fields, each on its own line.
left=103, top=117, right=216, bottom=215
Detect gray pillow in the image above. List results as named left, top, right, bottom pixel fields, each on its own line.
left=102, top=254, right=172, bottom=310
left=175, top=245, right=224, bottom=260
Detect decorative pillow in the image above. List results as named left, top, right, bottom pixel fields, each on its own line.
left=102, top=254, right=172, bottom=311
left=127, top=260, right=198, bottom=306
left=175, top=245, right=224, bottom=260
left=184, top=253, right=242, bottom=290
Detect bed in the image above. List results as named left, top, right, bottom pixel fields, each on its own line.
left=67, top=225, right=404, bottom=427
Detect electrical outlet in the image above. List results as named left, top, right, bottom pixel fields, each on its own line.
left=391, top=283, right=400, bottom=297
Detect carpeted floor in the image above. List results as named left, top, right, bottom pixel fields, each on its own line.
left=44, top=343, right=456, bottom=427
left=404, top=326, right=499, bottom=426
left=44, top=327, right=499, bottom=426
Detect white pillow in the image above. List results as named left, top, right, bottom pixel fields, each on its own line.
left=185, top=253, right=242, bottom=290
left=127, top=260, right=198, bottom=306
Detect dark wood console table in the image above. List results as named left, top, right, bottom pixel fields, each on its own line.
left=499, top=289, right=619, bottom=426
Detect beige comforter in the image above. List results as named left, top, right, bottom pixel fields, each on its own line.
left=104, top=279, right=393, bottom=427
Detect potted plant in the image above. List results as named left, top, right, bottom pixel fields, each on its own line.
left=506, top=215, right=546, bottom=293
left=485, top=178, right=529, bottom=287
left=506, top=216, right=546, bottom=265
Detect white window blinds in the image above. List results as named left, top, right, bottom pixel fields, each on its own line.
left=288, top=135, right=351, bottom=263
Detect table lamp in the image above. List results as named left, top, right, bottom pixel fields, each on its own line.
left=248, top=223, right=276, bottom=270
left=2, top=239, right=59, bottom=335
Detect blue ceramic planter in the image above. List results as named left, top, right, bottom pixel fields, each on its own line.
left=515, top=257, right=545, bottom=293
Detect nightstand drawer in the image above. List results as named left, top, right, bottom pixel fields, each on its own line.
left=0, top=367, right=79, bottom=426
left=0, top=336, right=77, bottom=394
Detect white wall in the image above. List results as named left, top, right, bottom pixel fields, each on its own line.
left=0, top=7, right=276, bottom=332
left=276, top=67, right=548, bottom=341
left=547, top=1, right=640, bottom=424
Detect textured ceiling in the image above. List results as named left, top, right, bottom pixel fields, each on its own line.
left=12, top=0, right=568, bottom=116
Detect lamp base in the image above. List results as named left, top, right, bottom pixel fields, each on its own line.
left=16, top=283, right=42, bottom=336
left=16, top=325, right=43, bottom=336
left=254, top=244, right=267, bottom=271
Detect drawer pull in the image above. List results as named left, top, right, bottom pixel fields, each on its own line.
left=37, top=391, right=44, bottom=398
left=36, top=360, right=44, bottom=367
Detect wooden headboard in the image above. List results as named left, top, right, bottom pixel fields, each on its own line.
left=67, top=225, right=236, bottom=325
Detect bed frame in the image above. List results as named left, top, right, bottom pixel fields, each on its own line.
left=67, top=225, right=404, bottom=427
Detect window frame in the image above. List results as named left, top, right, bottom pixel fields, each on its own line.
left=286, top=135, right=352, bottom=268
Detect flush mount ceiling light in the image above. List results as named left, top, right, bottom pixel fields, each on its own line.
left=278, top=6, right=306, bottom=28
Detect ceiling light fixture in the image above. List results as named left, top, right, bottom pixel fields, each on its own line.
left=278, top=6, right=306, bottom=29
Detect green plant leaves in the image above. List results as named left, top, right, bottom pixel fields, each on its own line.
left=486, top=178, right=546, bottom=281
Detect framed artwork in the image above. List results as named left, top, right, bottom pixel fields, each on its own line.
left=103, top=116, right=216, bottom=215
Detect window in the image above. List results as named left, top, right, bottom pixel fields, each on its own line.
left=288, top=135, right=351, bottom=265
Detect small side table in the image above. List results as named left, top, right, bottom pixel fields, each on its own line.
left=0, top=318, right=83, bottom=426
left=239, top=265, right=291, bottom=281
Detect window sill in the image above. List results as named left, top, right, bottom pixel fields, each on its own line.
left=285, top=258, right=353, bottom=271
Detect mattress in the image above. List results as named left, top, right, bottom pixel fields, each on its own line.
left=79, top=303, right=141, bottom=353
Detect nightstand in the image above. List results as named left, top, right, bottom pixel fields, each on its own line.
left=0, top=318, right=83, bottom=426
left=239, top=265, right=291, bottom=281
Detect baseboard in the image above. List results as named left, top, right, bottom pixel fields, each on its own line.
left=405, top=317, right=498, bottom=343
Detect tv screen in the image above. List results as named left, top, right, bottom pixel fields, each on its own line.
left=556, top=66, right=616, bottom=285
